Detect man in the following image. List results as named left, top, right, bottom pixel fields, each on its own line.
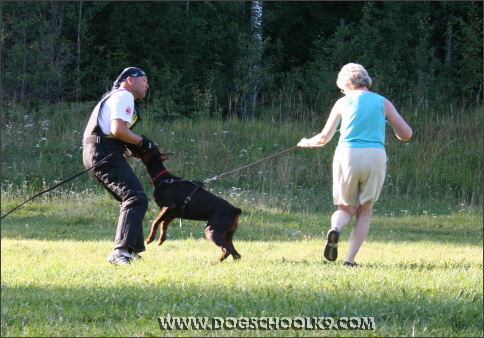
left=82, top=67, right=159, bottom=265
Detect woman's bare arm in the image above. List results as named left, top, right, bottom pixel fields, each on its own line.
left=384, top=99, right=413, bottom=141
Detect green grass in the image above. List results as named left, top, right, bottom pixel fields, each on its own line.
left=1, top=103, right=482, bottom=336
left=1, top=197, right=482, bottom=337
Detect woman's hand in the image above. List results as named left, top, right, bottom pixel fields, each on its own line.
left=297, top=138, right=312, bottom=147
left=297, top=135, right=325, bottom=147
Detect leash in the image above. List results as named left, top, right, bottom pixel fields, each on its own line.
left=203, top=146, right=300, bottom=184
left=1, top=154, right=113, bottom=220
left=2, top=146, right=299, bottom=221
left=149, top=146, right=300, bottom=227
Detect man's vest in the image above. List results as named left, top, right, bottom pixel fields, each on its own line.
left=83, top=89, right=139, bottom=142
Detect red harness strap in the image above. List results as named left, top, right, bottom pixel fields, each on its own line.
left=150, top=170, right=169, bottom=185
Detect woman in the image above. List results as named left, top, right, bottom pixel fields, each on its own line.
left=298, top=63, right=412, bottom=266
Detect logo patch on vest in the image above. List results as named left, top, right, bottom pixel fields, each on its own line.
left=125, top=106, right=132, bottom=115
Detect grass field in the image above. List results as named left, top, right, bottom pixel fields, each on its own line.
left=1, top=104, right=482, bottom=336
left=1, top=197, right=482, bottom=337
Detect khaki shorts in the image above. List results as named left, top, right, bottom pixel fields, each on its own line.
left=332, top=147, right=387, bottom=206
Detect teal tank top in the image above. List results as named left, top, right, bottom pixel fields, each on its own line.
left=338, top=92, right=386, bottom=149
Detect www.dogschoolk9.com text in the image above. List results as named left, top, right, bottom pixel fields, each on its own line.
left=158, top=315, right=376, bottom=331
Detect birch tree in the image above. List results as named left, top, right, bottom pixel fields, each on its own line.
left=75, top=1, right=83, bottom=101
left=248, top=1, right=263, bottom=118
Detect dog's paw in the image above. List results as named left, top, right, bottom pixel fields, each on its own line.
left=156, top=234, right=167, bottom=246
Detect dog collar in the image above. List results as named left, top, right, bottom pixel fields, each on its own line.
left=150, top=170, right=169, bottom=185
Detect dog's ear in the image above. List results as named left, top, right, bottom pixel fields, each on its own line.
left=160, top=152, right=173, bottom=161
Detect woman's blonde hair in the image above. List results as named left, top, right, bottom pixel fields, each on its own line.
left=336, top=63, right=372, bottom=90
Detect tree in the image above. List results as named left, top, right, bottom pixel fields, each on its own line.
left=1, top=1, right=481, bottom=114
left=243, top=1, right=263, bottom=119
left=2, top=2, right=73, bottom=104
left=451, top=1, right=483, bottom=107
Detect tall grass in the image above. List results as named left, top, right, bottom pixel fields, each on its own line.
left=1, top=101, right=482, bottom=213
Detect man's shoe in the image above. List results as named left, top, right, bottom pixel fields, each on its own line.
left=132, top=252, right=142, bottom=260
left=343, top=261, right=358, bottom=267
left=324, top=229, right=340, bottom=261
left=107, top=249, right=133, bottom=265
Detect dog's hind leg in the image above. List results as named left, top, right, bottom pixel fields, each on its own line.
left=204, top=225, right=233, bottom=262
left=223, top=213, right=242, bottom=260
left=145, top=206, right=174, bottom=245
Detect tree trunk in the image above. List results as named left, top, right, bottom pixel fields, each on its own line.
left=75, top=1, right=83, bottom=102
left=444, top=19, right=452, bottom=64
left=248, top=1, right=263, bottom=118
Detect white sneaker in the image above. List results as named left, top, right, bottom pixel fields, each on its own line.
left=106, top=249, right=133, bottom=265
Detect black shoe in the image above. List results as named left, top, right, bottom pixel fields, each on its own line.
left=107, top=249, right=133, bottom=265
left=343, top=261, right=358, bottom=267
left=324, top=229, right=340, bottom=261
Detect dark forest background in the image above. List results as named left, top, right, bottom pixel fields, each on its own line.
left=1, top=1, right=482, bottom=120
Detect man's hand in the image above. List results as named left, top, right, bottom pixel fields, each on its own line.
left=138, top=136, right=159, bottom=153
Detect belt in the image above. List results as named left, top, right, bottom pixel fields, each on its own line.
left=84, top=135, right=103, bottom=144
left=84, top=135, right=119, bottom=144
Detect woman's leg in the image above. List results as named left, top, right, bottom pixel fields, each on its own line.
left=324, top=205, right=356, bottom=261
left=344, top=201, right=373, bottom=263
left=331, top=205, right=357, bottom=231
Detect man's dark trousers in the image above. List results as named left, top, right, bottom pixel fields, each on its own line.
left=83, top=135, right=147, bottom=254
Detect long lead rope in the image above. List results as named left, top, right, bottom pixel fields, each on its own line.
left=1, top=146, right=300, bottom=220
left=1, top=154, right=113, bottom=220
left=203, top=146, right=300, bottom=184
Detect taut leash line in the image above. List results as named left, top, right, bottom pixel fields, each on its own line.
left=2, top=146, right=299, bottom=220
left=203, top=146, right=300, bottom=184
left=1, top=154, right=113, bottom=220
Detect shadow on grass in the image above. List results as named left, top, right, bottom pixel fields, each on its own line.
left=1, top=211, right=482, bottom=246
left=1, top=277, right=482, bottom=337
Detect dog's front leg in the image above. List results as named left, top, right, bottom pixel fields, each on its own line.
left=157, top=215, right=174, bottom=245
left=146, top=206, right=172, bottom=244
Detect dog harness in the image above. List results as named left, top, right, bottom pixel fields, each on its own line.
left=152, top=172, right=204, bottom=227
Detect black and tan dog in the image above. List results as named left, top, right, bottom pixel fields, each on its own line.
left=126, top=144, right=242, bottom=262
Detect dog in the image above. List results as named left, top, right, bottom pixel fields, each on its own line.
left=125, top=144, right=242, bottom=262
